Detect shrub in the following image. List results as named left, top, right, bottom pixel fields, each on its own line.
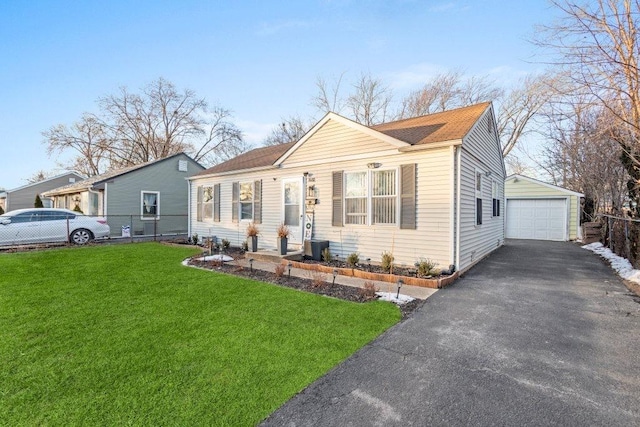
left=34, top=194, right=44, bottom=208
left=191, top=233, right=199, bottom=245
left=358, top=281, right=379, bottom=300
left=241, top=240, right=249, bottom=251
left=415, top=258, right=437, bottom=277
left=274, top=263, right=286, bottom=278
left=0, top=206, right=4, bottom=215
left=322, top=247, right=332, bottom=263
left=308, top=271, right=328, bottom=289
left=246, top=222, right=259, bottom=237
left=346, top=252, right=360, bottom=267
left=221, top=238, right=231, bottom=250
left=276, top=223, right=290, bottom=238
left=381, top=251, right=394, bottom=273
left=72, top=204, right=83, bottom=213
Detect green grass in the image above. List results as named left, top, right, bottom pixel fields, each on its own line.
left=0, top=243, right=400, bottom=426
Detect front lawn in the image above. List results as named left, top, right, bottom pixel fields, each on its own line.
left=0, top=243, right=400, bottom=425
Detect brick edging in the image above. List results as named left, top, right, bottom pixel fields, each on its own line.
left=282, top=260, right=458, bottom=289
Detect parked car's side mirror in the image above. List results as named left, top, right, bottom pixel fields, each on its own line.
left=0, top=219, right=11, bottom=225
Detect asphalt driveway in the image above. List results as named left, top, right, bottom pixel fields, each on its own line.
left=262, top=239, right=640, bottom=426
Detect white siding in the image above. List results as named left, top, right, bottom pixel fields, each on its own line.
left=191, top=122, right=456, bottom=271
left=457, top=108, right=505, bottom=272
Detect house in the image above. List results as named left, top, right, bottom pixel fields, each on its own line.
left=0, top=189, right=6, bottom=212
left=188, top=103, right=506, bottom=273
left=505, top=174, right=584, bottom=241
left=1, top=171, right=85, bottom=212
left=42, top=153, right=204, bottom=237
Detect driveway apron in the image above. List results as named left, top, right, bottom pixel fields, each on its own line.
left=262, top=240, right=640, bottom=426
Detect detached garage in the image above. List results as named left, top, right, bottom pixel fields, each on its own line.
left=505, top=175, right=584, bottom=241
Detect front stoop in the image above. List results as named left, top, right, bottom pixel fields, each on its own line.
left=246, top=249, right=304, bottom=263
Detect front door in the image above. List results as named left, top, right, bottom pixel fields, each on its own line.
left=283, top=177, right=304, bottom=244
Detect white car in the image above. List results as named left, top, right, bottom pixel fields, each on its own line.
left=0, top=208, right=110, bottom=246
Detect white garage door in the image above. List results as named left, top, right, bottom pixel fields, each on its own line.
left=506, top=198, right=567, bottom=241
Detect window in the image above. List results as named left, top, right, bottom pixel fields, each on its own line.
left=372, top=170, right=396, bottom=224
left=343, top=169, right=397, bottom=225
left=475, top=171, right=483, bottom=225
left=239, top=182, right=253, bottom=220
left=197, top=186, right=213, bottom=222
left=141, top=191, right=159, bottom=219
left=492, top=181, right=500, bottom=217
left=345, top=172, right=367, bottom=225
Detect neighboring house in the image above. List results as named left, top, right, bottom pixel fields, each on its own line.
left=505, top=174, right=584, bottom=241
left=0, top=190, right=6, bottom=212
left=188, top=102, right=506, bottom=273
left=2, top=172, right=85, bottom=212
left=42, top=153, right=204, bottom=237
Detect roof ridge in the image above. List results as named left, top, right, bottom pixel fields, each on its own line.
left=372, top=101, right=491, bottom=129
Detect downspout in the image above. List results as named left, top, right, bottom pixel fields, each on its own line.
left=87, top=185, right=101, bottom=216
left=450, top=145, right=456, bottom=267
left=455, top=146, right=462, bottom=270
left=103, top=183, right=108, bottom=217
left=187, top=179, right=192, bottom=239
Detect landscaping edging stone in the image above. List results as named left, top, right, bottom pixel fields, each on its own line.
left=282, top=259, right=458, bottom=289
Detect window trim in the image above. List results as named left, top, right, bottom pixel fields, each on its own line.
left=491, top=180, right=501, bottom=217
left=238, top=181, right=254, bottom=222
left=475, top=170, right=483, bottom=226
left=343, top=168, right=399, bottom=226
left=141, top=190, right=160, bottom=220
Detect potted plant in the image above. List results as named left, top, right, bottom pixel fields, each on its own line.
left=246, top=222, right=260, bottom=252
left=276, top=223, right=290, bottom=255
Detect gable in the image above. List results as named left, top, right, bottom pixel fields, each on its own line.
left=505, top=175, right=584, bottom=198
left=281, top=119, right=400, bottom=166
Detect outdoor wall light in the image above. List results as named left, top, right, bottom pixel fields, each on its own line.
left=367, top=162, right=382, bottom=169
left=485, top=171, right=492, bottom=177
left=287, top=262, right=292, bottom=278
left=249, top=258, right=254, bottom=272
left=332, top=269, right=338, bottom=286
left=396, top=278, right=404, bottom=299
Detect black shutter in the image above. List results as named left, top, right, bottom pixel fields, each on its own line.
left=332, top=171, right=343, bottom=227
left=400, top=164, right=416, bottom=229
left=232, top=182, right=239, bottom=223
left=253, top=180, right=262, bottom=224
left=213, top=184, right=220, bottom=222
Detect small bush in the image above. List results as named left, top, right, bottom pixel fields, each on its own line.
left=322, top=247, right=332, bottom=263
left=0, top=206, right=4, bottom=215
left=346, top=252, right=360, bottom=267
left=308, top=271, right=328, bottom=289
left=241, top=240, right=249, bottom=251
left=221, top=239, right=231, bottom=250
left=358, top=281, right=379, bottom=300
left=191, top=233, right=199, bottom=245
left=415, top=258, right=437, bottom=277
left=274, top=263, right=286, bottom=278
left=34, top=194, right=44, bottom=208
left=72, top=204, right=83, bottom=213
left=381, top=251, right=394, bottom=273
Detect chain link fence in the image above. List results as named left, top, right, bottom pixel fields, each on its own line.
left=0, top=211, right=189, bottom=248
left=596, top=214, right=640, bottom=268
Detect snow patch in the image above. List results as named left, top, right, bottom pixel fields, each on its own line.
left=582, top=242, right=640, bottom=283
left=376, top=292, right=415, bottom=305
left=195, top=255, right=234, bottom=262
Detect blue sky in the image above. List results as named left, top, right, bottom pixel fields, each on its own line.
left=0, top=0, right=555, bottom=189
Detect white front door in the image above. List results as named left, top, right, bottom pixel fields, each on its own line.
left=283, top=177, right=304, bottom=244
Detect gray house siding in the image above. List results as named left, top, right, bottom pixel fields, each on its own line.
left=6, top=173, right=84, bottom=211
left=105, top=154, right=203, bottom=236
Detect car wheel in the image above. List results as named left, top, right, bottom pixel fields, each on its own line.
left=70, top=228, right=93, bottom=245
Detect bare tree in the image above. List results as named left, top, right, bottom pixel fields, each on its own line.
left=43, top=78, right=245, bottom=173
left=537, top=0, right=640, bottom=214
left=43, top=114, right=109, bottom=176
left=311, top=73, right=346, bottom=114
left=498, top=73, right=554, bottom=157
left=262, top=115, right=311, bottom=146
left=347, top=73, right=392, bottom=126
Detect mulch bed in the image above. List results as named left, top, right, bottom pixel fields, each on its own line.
left=186, top=247, right=425, bottom=319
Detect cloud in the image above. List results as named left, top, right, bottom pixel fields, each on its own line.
left=255, top=20, right=315, bottom=36
left=386, top=63, right=445, bottom=90
left=428, top=2, right=471, bottom=13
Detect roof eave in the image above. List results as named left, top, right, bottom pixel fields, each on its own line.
left=397, top=139, right=462, bottom=152
left=188, top=165, right=279, bottom=180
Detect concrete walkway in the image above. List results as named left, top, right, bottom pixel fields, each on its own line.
left=230, top=257, right=438, bottom=300
left=262, top=240, right=640, bottom=426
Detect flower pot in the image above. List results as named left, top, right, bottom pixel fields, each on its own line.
left=250, top=235, right=258, bottom=252
left=277, top=237, right=288, bottom=255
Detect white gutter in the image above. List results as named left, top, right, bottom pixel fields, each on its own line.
left=187, top=179, right=192, bottom=238
left=455, top=146, right=462, bottom=270
left=397, top=139, right=462, bottom=152
left=187, top=165, right=278, bottom=180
